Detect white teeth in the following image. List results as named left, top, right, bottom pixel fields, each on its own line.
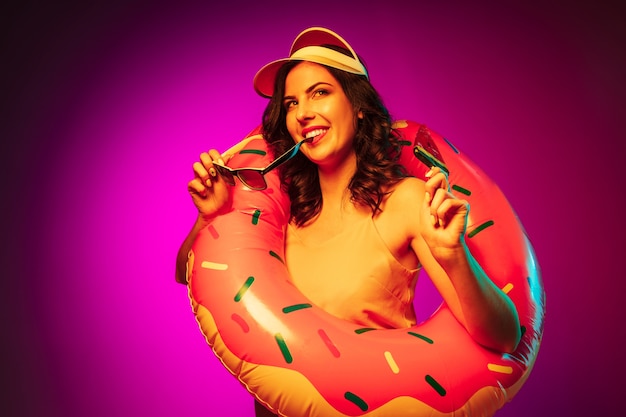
left=304, top=129, right=327, bottom=139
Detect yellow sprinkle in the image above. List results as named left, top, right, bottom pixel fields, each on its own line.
left=384, top=351, right=400, bottom=374
left=501, top=283, right=514, bottom=294
left=487, top=363, right=513, bottom=374
left=201, top=261, right=228, bottom=271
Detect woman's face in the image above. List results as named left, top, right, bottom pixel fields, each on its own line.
left=283, top=61, right=361, bottom=170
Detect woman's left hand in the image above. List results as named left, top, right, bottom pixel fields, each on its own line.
left=420, top=167, right=470, bottom=258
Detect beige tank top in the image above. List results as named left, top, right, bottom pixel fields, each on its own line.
left=285, top=216, right=419, bottom=329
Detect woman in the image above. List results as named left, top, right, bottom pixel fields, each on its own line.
left=176, top=27, right=521, bottom=417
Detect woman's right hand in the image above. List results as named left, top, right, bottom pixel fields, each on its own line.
left=176, top=149, right=232, bottom=285
left=187, top=149, right=233, bottom=221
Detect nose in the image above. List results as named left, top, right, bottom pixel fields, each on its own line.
left=296, top=101, right=314, bottom=123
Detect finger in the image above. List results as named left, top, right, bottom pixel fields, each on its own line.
left=435, top=198, right=468, bottom=228
left=194, top=154, right=209, bottom=171
left=429, top=187, right=449, bottom=209
left=196, top=155, right=215, bottom=185
left=199, top=152, right=213, bottom=169
left=222, top=152, right=233, bottom=165
left=207, top=149, right=225, bottom=165
left=203, top=150, right=225, bottom=181
left=424, top=172, right=449, bottom=196
left=188, top=178, right=208, bottom=197
left=429, top=187, right=450, bottom=227
left=425, top=166, right=441, bottom=178
left=421, top=188, right=433, bottom=225
left=423, top=187, right=446, bottom=227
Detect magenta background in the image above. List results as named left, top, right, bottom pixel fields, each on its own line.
left=3, top=1, right=625, bottom=416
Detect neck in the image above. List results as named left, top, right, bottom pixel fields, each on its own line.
left=317, top=152, right=357, bottom=213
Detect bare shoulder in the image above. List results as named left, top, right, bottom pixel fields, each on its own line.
left=383, top=177, right=425, bottom=212
left=373, top=177, right=425, bottom=268
left=377, top=177, right=425, bottom=237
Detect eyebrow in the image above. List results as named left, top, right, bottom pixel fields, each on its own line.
left=283, top=82, right=333, bottom=102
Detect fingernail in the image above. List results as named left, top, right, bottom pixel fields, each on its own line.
left=430, top=214, right=437, bottom=226
left=209, top=167, right=217, bottom=177
left=425, top=168, right=434, bottom=178
left=425, top=192, right=431, bottom=203
left=438, top=218, right=444, bottom=228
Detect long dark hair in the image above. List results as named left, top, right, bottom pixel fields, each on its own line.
left=262, top=60, right=408, bottom=226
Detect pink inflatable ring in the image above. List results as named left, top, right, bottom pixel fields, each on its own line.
left=186, top=120, right=545, bottom=416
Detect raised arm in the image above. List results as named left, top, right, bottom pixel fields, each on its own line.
left=408, top=169, right=521, bottom=353
left=175, top=149, right=232, bottom=284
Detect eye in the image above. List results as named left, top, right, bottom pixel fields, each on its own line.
left=284, top=99, right=297, bottom=110
left=313, top=89, right=329, bottom=97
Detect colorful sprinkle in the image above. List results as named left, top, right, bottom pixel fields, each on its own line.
left=207, top=224, right=219, bottom=239
left=384, top=351, right=400, bottom=374
left=201, top=261, right=228, bottom=271
left=282, top=303, right=312, bottom=314
left=231, top=313, right=250, bottom=333
left=487, top=363, right=513, bottom=374
left=451, top=184, right=471, bottom=196
left=275, top=333, right=293, bottom=364
left=317, top=329, right=340, bottom=358
left=407, top=332, right=434, bottom=344
left=354, top=328, right=376, bottom=334
left=269, top=251, right=284, bottom=263
left=240, top=149, right=266, bottom=156
left=467, top=220, right=495, bottom=238
left=252, top=209, right=261, bottom=225
left=501, top=283, right=514, bottom=294
left=425, top=375, right=446, bottom=396
left=234, top=276, right=254, bottom=302
left=344, top=391, right=368, bottom=411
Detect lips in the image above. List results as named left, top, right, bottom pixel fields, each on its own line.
left=302, top=127, right=328, bottom=144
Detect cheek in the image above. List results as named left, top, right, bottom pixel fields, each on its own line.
left=336, top=99, right=357, bottom=127
left=285, top=113, right=297, bottom=137
left=342, top=110, right=358, bottom=136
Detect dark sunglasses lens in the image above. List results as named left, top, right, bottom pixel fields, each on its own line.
left=214, top=165, right=235, bottom=186
left=238, top=170, right=266, bottom=190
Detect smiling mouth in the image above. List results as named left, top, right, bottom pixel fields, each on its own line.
left=304, top=128, right=328, bottom=140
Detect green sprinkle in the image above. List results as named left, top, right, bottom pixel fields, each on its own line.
left=354, top=328, right=376, bottom=334
left=344, top=392, right=368, bottom=411
left=407, top=331, right=434, bottom=344
left=451, top=184, right=471, bottom=196
left=252, top=209, right=261, bottom=225
left=234, top=276, right=254, bottom=302
left=425, top=375, right=446, bottom=396
left=275, top=333, right=293, bottom=364
left=399, top=140, right=412, bottom=146
left=282, top=303, right=313, bottom=314
left=269, top=250, right=284, bottom=263
left=240, top=149, right=266, bottom=156
left=467, top=220, right=495, bottom=238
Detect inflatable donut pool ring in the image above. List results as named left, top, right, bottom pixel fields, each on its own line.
left=186, top=120, right=545, bottom=416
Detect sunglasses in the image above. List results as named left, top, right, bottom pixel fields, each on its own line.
left=213, top=138, right=311, bottom=190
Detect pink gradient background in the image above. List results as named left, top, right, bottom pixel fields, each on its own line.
left=3, top=1, right=625, bottom=416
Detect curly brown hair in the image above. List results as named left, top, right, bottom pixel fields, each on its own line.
left=262, top=59, right=408, bottom=226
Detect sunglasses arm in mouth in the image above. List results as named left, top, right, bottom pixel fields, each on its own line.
left=213, top=137, right=311, bottom=190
